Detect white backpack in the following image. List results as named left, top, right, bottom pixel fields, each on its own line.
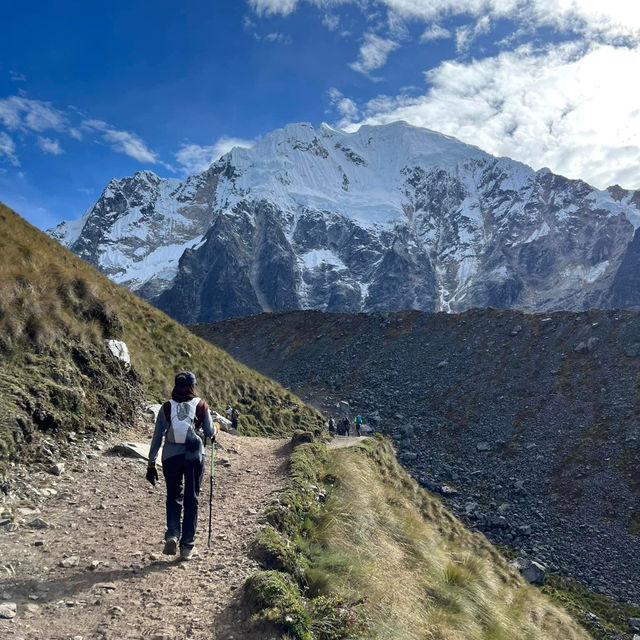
left=167, top=397, right=201, bottom=444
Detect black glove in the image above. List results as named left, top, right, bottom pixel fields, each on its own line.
left=146, top=463, right=159, bottom=486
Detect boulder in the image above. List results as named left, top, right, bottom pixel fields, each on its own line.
left=476, top=441, right=491, bottom=452
left=105, top=339, right=130, bottom=365
left=512, top=558, right=547, bottom=585
left=109, top=441, right=159, bottom=464
left=0, top=601, right=17, bottom=619
left=629, top=618, right=640, bottom=632
left=464, top=501, right=478, bottom=515
left=145, top=404, right=162, bottom=421
left=574, top=341, right=588, bottom=354
left=211, top=412, right=232, bottom=432
left=49, top=462, right=65, bottom=476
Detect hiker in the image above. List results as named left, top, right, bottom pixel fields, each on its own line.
left=146, top=371, right=217, bottom=560
left=354, top=414, right=363, bottom=437
left=328, top=415, right=335, bottom=434
left=227, top=406, right=239, bottom=431
left=341, top=416, right=350, bottom=436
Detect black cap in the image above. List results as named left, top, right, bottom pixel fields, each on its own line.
left=174, top=371, right=197, bottom=387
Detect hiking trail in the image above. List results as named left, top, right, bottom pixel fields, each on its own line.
left=0, top=421, right=302, bottom=640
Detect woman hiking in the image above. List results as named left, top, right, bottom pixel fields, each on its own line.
left=146, top=371, right=217, bottom=560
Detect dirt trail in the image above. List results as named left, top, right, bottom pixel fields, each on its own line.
left=0, top=426, right=292, bottom=640
left=327, top=436, right=366, bottom=450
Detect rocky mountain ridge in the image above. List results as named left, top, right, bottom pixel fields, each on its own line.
left=50, top=121, right=640, bottom=321
left=191, top=309, right=640, bottom=605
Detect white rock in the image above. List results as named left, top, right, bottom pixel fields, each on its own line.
left=105, top=339, right=130, bottom=365
left=0, top=601, right=17, bottom=618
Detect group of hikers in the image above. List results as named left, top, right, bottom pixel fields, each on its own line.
left=327, top=413, right=363, bottom=437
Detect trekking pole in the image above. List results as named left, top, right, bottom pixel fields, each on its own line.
left=207, top=423, right=218, bottom=548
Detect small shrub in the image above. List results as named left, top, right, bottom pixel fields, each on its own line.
left=310, top=596, right=368, bottom=639
left=245, top=570, right=312, bottom=640
left=253, top=526, right=309, bottom=579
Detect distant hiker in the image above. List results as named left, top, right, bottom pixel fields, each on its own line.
left=354, top=414, right=363, bottom=437
left=146, top=371, right=218, bottom=561
left=328, top=416, right=335, bottom=433
left=227, top=406, right=239, bottom=432
left=341, top=416, right=350, bottom=436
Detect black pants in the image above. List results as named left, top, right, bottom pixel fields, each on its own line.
left=162, top=453, right=204, bottom=549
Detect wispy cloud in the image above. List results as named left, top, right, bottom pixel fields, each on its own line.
left=249, top=0, right=299, bottom=17
left=250, top=1, right=640, bottom=45
left=174, top=136, right=254, bottom=175
left=37, top=136, right=64, bottom=155
left=0, top=132, right=19, bottom=166
left=328, top=88, right=360, bottom=120
left=349, top=33, right=399, bottom=76
left=322, top=13, right=340, bottom=31
left=81, top=119, right=158, bottom=164
left=420, top=24, right=451, bottom=42
left=9, top=70, right=27, bottom=82
left=0, top=93, right=165, bottom=168
left=0, top=96, right=67, bottom=132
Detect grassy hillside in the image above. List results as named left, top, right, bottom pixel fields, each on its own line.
left=247, top=435, right=592, bottom=640
left=0, top=203, right=323, bottom=477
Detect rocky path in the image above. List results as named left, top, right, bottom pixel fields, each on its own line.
left=0, top=427, right=291, bottom=640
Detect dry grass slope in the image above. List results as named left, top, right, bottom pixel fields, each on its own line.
left=250, top=436, right=593, bottom=640
left=316, top=439, right=592, bottom=640
left=0, top=202, right=323, bottom=476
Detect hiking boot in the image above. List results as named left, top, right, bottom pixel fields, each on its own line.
left=163, top=537, right=178, bottom=555
left=180, top=546, right=197, bottom=561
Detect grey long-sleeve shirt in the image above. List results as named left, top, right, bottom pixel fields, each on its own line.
left=148, top=400, right=216, bottom=464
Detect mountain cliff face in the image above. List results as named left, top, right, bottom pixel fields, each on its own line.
left=50, top=122, right=640, bottom=321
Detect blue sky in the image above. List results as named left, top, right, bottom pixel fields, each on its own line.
left=2, top=0, right=639, bottom=229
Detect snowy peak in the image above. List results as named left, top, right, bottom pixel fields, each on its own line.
left=49, top=120, right=640, bottom=322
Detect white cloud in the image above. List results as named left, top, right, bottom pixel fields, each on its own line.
left=249, top=0, right=299, bottom=16
left=0, top=96, right=67, bottom=132
left=175, top=136, right=254, bottom=175
left=37, top=136, right=64, bottom=155
left=328, top=88, right=360, bottom=119
left=350, top=33, right=400, bottom=75
left=0, top=132, right=19, bottom=166
left=82, top=119, right=158, bottom=163
left=9, top=70, right=27, bottom=82
left=250, top=0, right=640, bottom=44
left=363, top=0, right=640, bottom=41
left=322, top=13, right=340, bottom=30
left=420, top=24, right=451, bottom=42
left=265, top=31, right=292, bottom=43
left=339, top=42, right=640, bottom=189
left=455, top=16, right=490, bottom=52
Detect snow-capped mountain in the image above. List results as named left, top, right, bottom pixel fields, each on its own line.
left=50, top=121, right=640, bottom=323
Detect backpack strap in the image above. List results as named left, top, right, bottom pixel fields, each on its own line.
left=163, top=401, right=171, bottom=424
left=195, top=399, right=207, bottom=428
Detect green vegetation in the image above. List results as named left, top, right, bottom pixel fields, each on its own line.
left=542, top=574, right=640, bottom=640
left=247, top=434, right=592, bottom=640
left=0, top=202, right=323, bottom=478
